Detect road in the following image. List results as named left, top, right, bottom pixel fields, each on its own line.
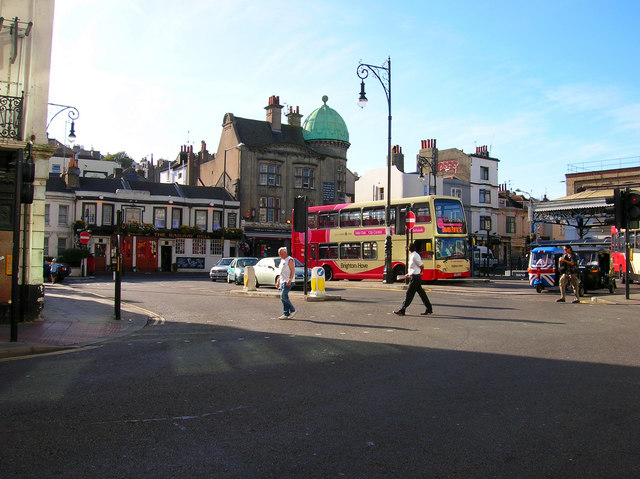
left=1, top=277, right=639, bottom=478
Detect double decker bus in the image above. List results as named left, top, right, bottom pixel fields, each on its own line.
left=292, top=195, right=470, bottom=281
left=611, top=226, right=640, bottom=283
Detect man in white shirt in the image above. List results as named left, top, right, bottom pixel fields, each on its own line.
left=276, top=246, right=297, bottom=319
left=394, top=243, right=433, bottom=316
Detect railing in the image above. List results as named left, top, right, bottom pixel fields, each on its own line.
left=0, top=93, right=23, bottom=140
left=567, top=156, right=640, bottom=174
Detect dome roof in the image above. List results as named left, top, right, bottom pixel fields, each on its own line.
left=302, top=95, right=349, bottom=143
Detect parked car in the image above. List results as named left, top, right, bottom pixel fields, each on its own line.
left=43, top=260, right=71, bottom=283
left=209, top=257, right=234, bottom=281
left=227, top=257, right=259, bottom=285
left=253, top=256, right=310, bottom=288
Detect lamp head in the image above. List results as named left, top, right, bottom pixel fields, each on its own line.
left=357, top=80, right=368, bottom=108
left=68, top=121, right=76, bottom=144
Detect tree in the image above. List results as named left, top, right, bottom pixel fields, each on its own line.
left=103, top=151, right=134, bottom=169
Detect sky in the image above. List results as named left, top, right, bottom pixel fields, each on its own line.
left=48, top=0, right=640, bottom=201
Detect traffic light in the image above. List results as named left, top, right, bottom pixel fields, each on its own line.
left=605, top=188, right=626, bottom=229
left=20, top=161, right=35, bottom=204
left=627, top=192, right=640, bottom=223
left=293, top=196, right=306, bottom=232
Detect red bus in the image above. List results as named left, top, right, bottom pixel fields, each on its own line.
left=611, top=226, right=640, bottom=283
left=292, top=195, right=470, bottom=281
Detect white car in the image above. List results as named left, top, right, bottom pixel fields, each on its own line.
left=253, top=257, right=310, bottom=288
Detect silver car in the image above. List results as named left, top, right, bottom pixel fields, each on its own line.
left=210, top=257, right=233, bottom=281
left=253, top=257, right=310, bottom=288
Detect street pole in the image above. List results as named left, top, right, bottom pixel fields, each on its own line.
left=357, top=56, right=393, bottom=283
left=115, top=210, right=122, bottom=320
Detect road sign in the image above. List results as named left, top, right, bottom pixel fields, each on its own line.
left=406, top=211, right=416, bottom=230
left=79, top=231, right=91, bottom=244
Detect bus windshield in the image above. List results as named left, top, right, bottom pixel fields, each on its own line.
left=434, top=199, right=466, bottom=234
left=435, top=238, right=467, bottom=260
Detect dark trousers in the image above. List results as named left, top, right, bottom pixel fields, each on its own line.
left=400, top=274, right=432, bottom=312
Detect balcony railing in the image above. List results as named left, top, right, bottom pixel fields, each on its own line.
left=0, top=93, right=23, bottom=140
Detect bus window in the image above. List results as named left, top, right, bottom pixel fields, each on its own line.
left=362, top=241, right=377, bottom=259
left=319, top=243, right=338, bottom=260
left=340, top=242, right=361, bottom=259
left=362, top=207, right=385, bottom=226
left=318, top=211, right=338, bottom=228
left=309, top=243, right=317, bottom=261
left=340, top=209, right=361, bottom=227
left=307, top=212, right=317, bottom=229
left=414, top=239, right=433, bottom=259
left=413, top=203, right=431, bottom=223
left=434, top=198, right=466, bottom=234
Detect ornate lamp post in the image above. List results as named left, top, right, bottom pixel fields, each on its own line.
left=357, top=56, right=393, bottom=283
left=47, top=102, right=79, bottom=140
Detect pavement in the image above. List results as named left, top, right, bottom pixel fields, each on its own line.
left=1, top=273, right=638, bottom=360
left=0, top=278, right=156, bottom=360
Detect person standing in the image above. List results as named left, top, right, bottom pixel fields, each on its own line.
left=557, top=245, right=580, bottom=303
left=49, top=259, right=60, bottom=283
left=276, top=246, right=297, bottom=320
left=394, top=243, right=433, bottom=316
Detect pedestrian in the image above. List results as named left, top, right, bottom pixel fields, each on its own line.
left=276, top=246, right=296, bottom=320
left=49, top=258, right=60, bottom=283
left=556, top=245, right=580, bottom=303
left=394, top=243, right=433, bottom=316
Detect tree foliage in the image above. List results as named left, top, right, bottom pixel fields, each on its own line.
left=103, top=151, right=134, bottom=169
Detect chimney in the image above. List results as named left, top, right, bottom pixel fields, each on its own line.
left=265, top=95, right=283, bottom=130
left=475, top=145, right=489, bottom=157
left=64, top=154, right=80, bottom=188
left=286, top=105, right=302, bottom=127
left=391, top=145, right=404, bottom=172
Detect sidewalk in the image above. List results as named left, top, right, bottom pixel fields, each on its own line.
left=0, top=282, right=152, bottom=359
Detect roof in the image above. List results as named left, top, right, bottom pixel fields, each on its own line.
left=302, top=95, right=349, bottom=143
left=234, top=117, right=308, bottom=149
left=533, top=189, right=613, bottom=213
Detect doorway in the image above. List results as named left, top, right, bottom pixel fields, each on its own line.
left=160, top=245, right=172, bottom=272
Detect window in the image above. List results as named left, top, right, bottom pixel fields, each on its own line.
left=307, top=212, right=318, bottom=229
left=362, top=242, right=377, bottom=259
left=481, top=166, right=489, bottom=180
left=44, top=205, right=49, bottom=225
left=295, top=167, right=315, bottom=189
left=340, top=242, right=361, bottom=259
left=125, top=208, right=142, bottom=223
left=506, top=216, right=516, bottom=234
left=102, top=204, right=113, bottom=226
left=480, top=216, right=492, bottom=231
left=57, top=237, right=66, bottom=255
left=172, top=208, right=182, bottom=228
left=339, top=209, right=361, bottom=227
left=213, top=211, right=222, bottom=230
left=58, top=205, right=68, bottom=226
left=451, top=187, right=462, bottom=198
left=318, top=211, right=338, bottom=228
left=480, top=189, right=491, bottom=204
left=195, top=210, right=207, bottom=230
left=192, top=238, right=206, bottom=255
left=413, top=203, right=431, bottom=223
left=318, top=243, right=338, bottom=260
left=154, top=208, right=167, bottom=229
left=362, top=207, right=385, bottom=226
left=210, top=239, right=222, bottom=255
left=259, top=163, right=281, bottom=186
left=175, top=239, right=185, bottom=254
left=83, top=203, right=97, bottom=225
left=259, top=196, right=280, bottom=223
left=43, top=236, right=49, bottom=257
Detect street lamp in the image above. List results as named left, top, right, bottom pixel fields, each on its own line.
left=47, top=102, right=79, bottom=139
left=515, top=188, right=535, bottom=241
left=222, top=142, right=244, bottom=228
left=357, top=56, right=393, bottom=283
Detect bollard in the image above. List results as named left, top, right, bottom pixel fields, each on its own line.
left=244, top=265, right=256, bottom=291
left=310, top=266, right=326, bottom=297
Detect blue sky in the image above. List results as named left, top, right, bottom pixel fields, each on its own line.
left=48, top=0, right=640, bottom=200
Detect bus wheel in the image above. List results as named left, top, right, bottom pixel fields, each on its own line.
left=323, top=265, right=333, bottom=281
left=392, top=265, right=405, bottom=281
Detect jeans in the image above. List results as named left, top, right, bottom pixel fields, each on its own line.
left=280, top=282, right=295, bottom=316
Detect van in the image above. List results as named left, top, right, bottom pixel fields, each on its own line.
left=473, top=246, right=498, bottom=269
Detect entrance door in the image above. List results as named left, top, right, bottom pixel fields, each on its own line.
left=94, top=244, right=107, bottom=271
left=160, top=245, right=172, bottom=272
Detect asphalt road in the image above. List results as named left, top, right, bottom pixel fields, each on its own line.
left=1, top=277, right=639, bottom=478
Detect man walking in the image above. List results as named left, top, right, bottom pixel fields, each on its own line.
left=394, top=243, right=433, bottom=316
left=276, top=246, right=297, bottom=320
left=556, top=245, right=580, bottom=303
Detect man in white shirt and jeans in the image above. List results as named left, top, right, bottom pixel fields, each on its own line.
left=276, top=246, right=297, bottom=320
left=394, top=243, right=433, bottom=316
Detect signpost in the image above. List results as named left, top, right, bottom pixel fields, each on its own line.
left=79, top=231, right=91, bottom=245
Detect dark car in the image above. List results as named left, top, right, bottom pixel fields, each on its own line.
left=44, top=261, right=71, bottom=283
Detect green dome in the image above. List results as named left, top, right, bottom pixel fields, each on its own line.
left=302, top=95, right=349, bottom=143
